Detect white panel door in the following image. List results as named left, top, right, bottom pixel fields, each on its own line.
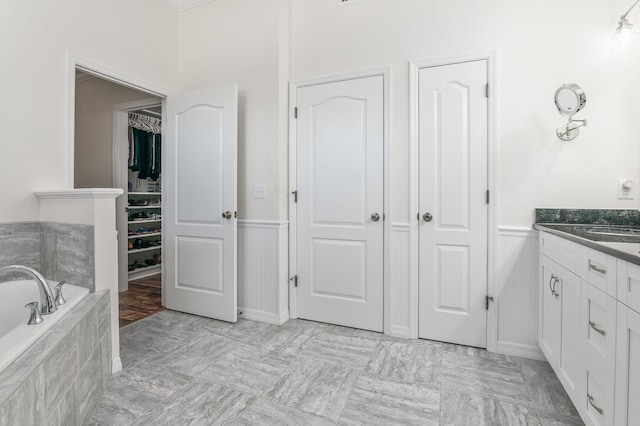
left=164, top=85, right=238, bottom=322
left=295, top=75, right=384, bottom=332
left=418, top=60, right=488, bottom=347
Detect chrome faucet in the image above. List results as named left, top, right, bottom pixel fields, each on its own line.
left=0, top=265, right=57, bottom=314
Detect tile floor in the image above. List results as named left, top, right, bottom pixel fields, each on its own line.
left=90, top=310, right=584, bottom=425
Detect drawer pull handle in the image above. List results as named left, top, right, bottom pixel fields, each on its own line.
left=589, top=321, right=606, bottom=336
left=587, top=394, right=604, bottom=415
left=549, top=275, right=556, bottom=296
left=588, top=262, right=606, bottom=275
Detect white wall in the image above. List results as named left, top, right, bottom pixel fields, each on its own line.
left=290, top=0, right=640, bottom=226
left=74, top=77, right=160, bottom=188
left=0, top=0, right=177, bottom=222
left=285, top=0, right=640, bottom=355
left=177, top=0, right=289, bottom=222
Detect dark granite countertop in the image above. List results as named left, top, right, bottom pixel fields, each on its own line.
left=534, top=209, right=640, bottom=266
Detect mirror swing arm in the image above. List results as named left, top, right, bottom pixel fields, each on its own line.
left=554, top=83, right=588, bottom=142
left=557, top=116, right=588, bottom=142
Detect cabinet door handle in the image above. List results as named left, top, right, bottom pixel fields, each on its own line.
left=588, top=262, right=606, bottom=275
left=589, top=321, right=606, bottom=336
left=549, top=275, right=556, bottom=296
left=587, top=394, right=604, bottom=415
left=552, top=278, right=560, bottom=299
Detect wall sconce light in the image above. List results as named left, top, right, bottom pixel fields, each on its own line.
left=612, top=0, right=640, bottom=52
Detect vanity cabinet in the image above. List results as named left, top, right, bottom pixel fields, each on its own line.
left=538, top=230, right=639, bottom=426
left=539, top=254, right=583, bottom=405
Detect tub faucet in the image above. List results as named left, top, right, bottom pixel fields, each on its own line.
left=0, top=265, right=57, bottom=315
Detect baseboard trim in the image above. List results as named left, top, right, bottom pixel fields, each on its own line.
left=389, top=325, right=411, bottom=339
left=238, top=307, right=289, bottom=325
left=496, top=341, right=546, bottom=360
left=112, top=356, right=122, bottom=374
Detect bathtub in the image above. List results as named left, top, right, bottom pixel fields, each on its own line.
left=0, top=279, right=89, bottom=373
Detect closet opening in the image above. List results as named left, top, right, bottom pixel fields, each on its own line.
left=73, top=69, right=165, bottom=327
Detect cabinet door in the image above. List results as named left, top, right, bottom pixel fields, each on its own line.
left=558, top=269, right=583, bottom=405
left=583, top=283, right=617, bottom=381
left=615, top=304, right=640, bottom=426
left=540, top=255, right=562, bottom=367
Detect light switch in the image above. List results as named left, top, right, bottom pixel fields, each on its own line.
left=254, top=184, right=267, bottom=199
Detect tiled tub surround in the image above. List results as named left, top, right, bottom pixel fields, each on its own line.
left=0, top=221, right=95, bottom=291
left=0, top=290, right=110, bottom=425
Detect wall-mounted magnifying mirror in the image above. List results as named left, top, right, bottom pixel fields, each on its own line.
left=555, top=83, right=587, bottom=141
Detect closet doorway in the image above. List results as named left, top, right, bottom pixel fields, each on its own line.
left=74, top=71, right=164, bottom=326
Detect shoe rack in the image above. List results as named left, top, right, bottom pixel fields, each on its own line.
left=127, top=191, right=162, bottom=281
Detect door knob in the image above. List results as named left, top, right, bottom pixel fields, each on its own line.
left=371, top=213, right=381, bottom=222
left=423, top=213, right=433, bottom=222
left=222, top=211, right=233, bottom=219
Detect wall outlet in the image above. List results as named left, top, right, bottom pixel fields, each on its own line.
left=254, top=184, right=267, bottom=199
left=618, top=178, right=635, bottom=200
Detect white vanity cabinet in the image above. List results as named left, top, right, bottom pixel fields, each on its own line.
left=538, top=230, right=639, bottom=426
left=539, top=237, right=583, bottom=406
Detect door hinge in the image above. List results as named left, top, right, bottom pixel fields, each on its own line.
left=292, top=190, right=298, bottom=203
left=486, top=295, right=494, bottom=310
left=485, top=83, right=490, bottom=98
left=294, top=107, right=298, bottom=119
left=486, top=190, right=490, bottom=204
left=290, top=275, right=298, bottom=287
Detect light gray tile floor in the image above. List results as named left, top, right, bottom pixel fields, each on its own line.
left=90, top=311, right=584, bottom=426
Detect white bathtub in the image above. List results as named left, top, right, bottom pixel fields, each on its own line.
left=0, top=279, right=89, bottom=373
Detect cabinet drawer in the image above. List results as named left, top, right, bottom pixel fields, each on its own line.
left=540, top=231, right=580, bottom=273
left=583, top=283, right=616, bottom=381
left=584, top=358, right=614, bottom=426
left=617, top=259, right=640, bottom=314
left=584, top=249, right=616, bottom=297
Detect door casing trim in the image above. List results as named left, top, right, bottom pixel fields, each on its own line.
left=288, top=66, right=392, bottom=334
left=409, top=50, right=498, bottom=350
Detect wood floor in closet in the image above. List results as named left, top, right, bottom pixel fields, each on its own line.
left=119, top=274, right=164, bottom=327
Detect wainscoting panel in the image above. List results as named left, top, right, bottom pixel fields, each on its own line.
left=389, top=223, right=411, bottom=338
left=237, top=220, right=289, bottom=325
left=495, top=226, right=544, bottom=359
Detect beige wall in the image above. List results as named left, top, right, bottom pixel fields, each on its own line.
left=74, top=77, right=159, bottom=188
left=0, top=0, right=177, bottom=222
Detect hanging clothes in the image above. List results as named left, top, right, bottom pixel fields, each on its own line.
left=127, top=113, right=162, bottom=181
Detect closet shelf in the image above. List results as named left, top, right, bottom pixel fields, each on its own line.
left=128, top=232, right=161, bottom=239
left=128, top=264, right=161, bottom=281
left=129, top=192, right=161, bottom=196
left=128, top=219, right=162, bottom=224
left=128, top=245, right=162, bottom=254
left=127, top=205, right=161, bottom=210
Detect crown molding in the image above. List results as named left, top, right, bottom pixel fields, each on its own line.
left=160, top=0, right=217, bottom=12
